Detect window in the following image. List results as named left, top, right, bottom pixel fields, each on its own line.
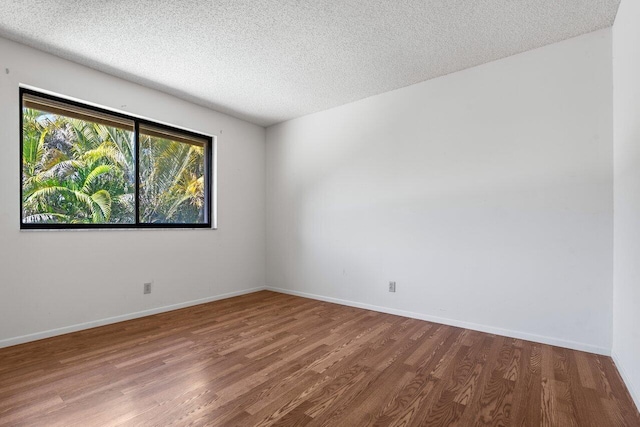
left=20, top=89, right=214, bottom=229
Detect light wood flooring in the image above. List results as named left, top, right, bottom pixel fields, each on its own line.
left=0, top=290, right=638, bottom=426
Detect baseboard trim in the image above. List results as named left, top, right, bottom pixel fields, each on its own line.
left=266, top=287, right=610, bottom=356
left=0, top=286, right=267, bottom=349
left=1, top=285, right=611, bottom=358
left=612, top=351, right=640, bottom=411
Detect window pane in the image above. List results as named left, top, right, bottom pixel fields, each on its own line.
left=139, top=124, right=207, bottom=224
left=22, top=97, right=136, bottom=225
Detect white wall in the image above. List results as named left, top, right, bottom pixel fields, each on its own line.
left=613, top=0, right=640, bottom=408
left=266, top=29, right=614, bottom=354
left=0, top=37, right=265, bottom=346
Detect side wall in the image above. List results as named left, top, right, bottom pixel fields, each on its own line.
left=266, top=29, right=614, bottom=354
left=613, top=0, right=640, bottom=408
left=0, top=37, right=266, bottom=346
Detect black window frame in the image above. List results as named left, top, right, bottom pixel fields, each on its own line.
left=20, top=88, right=215, bottom=230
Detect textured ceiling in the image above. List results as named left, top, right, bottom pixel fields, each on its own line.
left=0, top=0, right=620, bottom=126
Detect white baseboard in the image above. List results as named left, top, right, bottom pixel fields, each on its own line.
left=1, top=285, right=612, bottom=358
left=266, top=286, right=610, bottom=356
left=612, top=351, right=640, bottom=411
left=0, top=286, right=266, bottom=349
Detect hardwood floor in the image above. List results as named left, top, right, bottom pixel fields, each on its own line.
left=0, top=291, right=638, bottom=426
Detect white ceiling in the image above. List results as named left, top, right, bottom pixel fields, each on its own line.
left=0, top=1, right=620, bottom=127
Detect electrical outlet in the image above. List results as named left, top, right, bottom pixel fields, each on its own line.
left=143, top=282, right=152, bottom=294
left=389, top=281, right=396, bottom=292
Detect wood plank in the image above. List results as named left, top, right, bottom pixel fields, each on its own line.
left=0, top=290, right=637, bottom=426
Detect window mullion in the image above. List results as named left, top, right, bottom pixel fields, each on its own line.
left=135, top=121, right=141, bottom=226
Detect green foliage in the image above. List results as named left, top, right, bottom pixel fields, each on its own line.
left=22, top=108, right=206, bottom=225
left=139, top=134, right=205, bottom=223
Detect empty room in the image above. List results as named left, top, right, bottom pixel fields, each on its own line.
left=1, top=0, right=639, bottom=425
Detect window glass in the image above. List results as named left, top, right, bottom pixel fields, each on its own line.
left=22, top=95, right=135, bottom=224
left=139, top=124, right=208, bottom=224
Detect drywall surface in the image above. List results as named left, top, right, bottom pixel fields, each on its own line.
left=613, top=0, right=640, bottom=409
left=0, top=37, right=265, bottom=346
left=266, top=29, right=614, bottom=354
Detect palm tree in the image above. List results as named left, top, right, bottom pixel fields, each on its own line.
left=139, top=134, right=205, bottom=224
left=22, top=109, right=135, bottom=224
left=22, top=108, right=206, bottom=225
